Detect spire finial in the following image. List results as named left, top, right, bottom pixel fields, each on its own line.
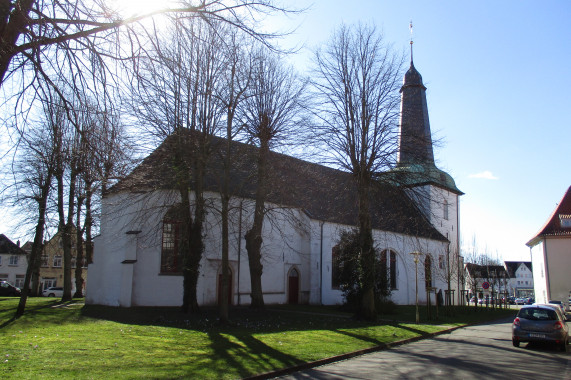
left=409, top=20, right=414, bottom=65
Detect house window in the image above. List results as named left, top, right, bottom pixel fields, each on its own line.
left=53, top=256, right=62, bottom=268
left=42, top=278, right=56, bottom=291
left=9, top=255, right=19, bottom=266
left=439, top=255, right=445, bottom=270
left=71, top=257, right=76, bottom=269
left=0, top=256, right=2, bottom=266
left=41, top=255, right=49, bottom=267
left=331, top=245, right=341, bottom=289
left=161, top=221, right=182, bottom=273
left=15, top=275, right=24, bottom=288
left=443, top=200, right=449, bottom=220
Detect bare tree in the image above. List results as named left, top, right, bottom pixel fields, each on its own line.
left=213, top=29, right=252, bottom=321
left=0, top=0, right=296, bottom=89
left=126, top=17, right=227, bottom=313
left=310, top=23, right=404, bottom=320
left=12, top=91, right=62, bottom=316
left=240, top=47, right=306, bottom=308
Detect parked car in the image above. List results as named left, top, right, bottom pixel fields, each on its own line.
left=512, top=304, right=569, bottom=351
left=548, top=300, right=565, bottom=315
left=515, top=297, right=526, bottom=305
left=0, top=281, right=21, bottom=296
left=507, top=296, right=516, bottom=305
left=526, top=297, right=535, bottom=305
left=42, top=287, right=64, bottom=297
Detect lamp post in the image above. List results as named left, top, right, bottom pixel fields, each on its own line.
left=410, top=251, right=423, bottom=324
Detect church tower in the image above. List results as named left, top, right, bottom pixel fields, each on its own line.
left=392, top=36, right=464, bottom=304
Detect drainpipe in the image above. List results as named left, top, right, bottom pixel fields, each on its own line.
left=320, top=221, right=324, bottom=305
left=237, top=200, right=243, bottom=306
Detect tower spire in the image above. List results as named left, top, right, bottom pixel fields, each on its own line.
left=409, top=20, right=414, bottom=65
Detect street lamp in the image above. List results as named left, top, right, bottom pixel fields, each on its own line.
left=410, top=251, right=423, bottom=324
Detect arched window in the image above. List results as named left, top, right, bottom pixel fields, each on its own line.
left=380, top=249, right=398, bottom=290
left=160, top=205, right=184, bottom=274
left=424, top=255, right=432, bottom=289
left=390, top=250, right=397, bottom=290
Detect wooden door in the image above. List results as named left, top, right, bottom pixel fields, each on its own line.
left=288, top=268, right=299, bottom=304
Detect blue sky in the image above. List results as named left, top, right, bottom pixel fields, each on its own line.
left=2, top=1, right=569, bottom=263
left=271, top=0, right=571, bottom=261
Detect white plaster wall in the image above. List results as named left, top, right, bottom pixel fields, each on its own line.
left=315, top=222, right=449, bottom=306
left=89, top=188, right=452, bottom=308
left=544, top=238, right=571, bottom=308
left=530, top=241, right=548, bottom=304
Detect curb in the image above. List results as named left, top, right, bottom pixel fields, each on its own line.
left=244, top=319, right=505, bottom=380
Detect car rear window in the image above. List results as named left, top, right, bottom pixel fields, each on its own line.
left=518, top=307, right=557, bottom=321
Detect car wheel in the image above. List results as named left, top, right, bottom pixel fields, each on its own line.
left=512, top=339, right=520, bottom=348
left=48, top=293, right=55, bottom=297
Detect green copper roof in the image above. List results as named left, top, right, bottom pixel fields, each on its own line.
left=383, top=163, right=463, bottom=195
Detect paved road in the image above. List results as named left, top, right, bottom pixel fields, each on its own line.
left=279, top=318, right=570, bottom=380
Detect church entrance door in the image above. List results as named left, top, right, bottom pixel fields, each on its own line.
left=288, top=268, right=299, bottom=304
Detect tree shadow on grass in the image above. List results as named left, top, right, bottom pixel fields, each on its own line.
left=205, top=331, right=301, bottom=378
left=0, top=299, right=63, bottom=329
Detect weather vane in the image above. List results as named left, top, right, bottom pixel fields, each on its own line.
left=409, top=20, right=414, bottom=64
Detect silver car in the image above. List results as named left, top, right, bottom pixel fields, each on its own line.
left=42, top=286, right=64, bottom=297
left=512, top=304, right=569, bottom=351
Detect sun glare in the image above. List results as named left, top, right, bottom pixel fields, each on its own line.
left=108, top=0, right=178, bottom=18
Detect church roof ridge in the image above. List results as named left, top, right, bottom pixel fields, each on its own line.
left=108, top=132, right=447, bottom=242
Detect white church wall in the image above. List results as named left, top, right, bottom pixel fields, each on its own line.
left=530, top=241, right=548, bottom=304
left=89, top=186, right=454, bottom=308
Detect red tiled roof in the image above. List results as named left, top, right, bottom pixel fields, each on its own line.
left=526, top=186, right=571, bottom=247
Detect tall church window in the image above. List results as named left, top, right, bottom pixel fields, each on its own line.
left=424, top=255, right=433, bottom=289
left=380, top=250, right=397, bottom=290
left=389, top=250, right=397, bottom=290
left=161, top=220, right=182, bottom=274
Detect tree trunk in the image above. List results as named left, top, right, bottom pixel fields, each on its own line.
left=61, top=166, right=77, bottom=302
left=357, top=176, right=376, bottom=320
left=16, top=177, right=51, bottom=316
left=84, top=182, right=94, bottom=265
left=244, top=137, right=269, bottom=308
left=219, top=134, right=233, bottom=322
left=74, top=195, right=85, bottom=298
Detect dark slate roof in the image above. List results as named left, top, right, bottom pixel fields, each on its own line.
left=527, top=186, right=571, bottom=247
left=504, top=261, right=532, bottom=278
left=399, top=61, right=434, bottom=166
left=386, top=163, right=464, bottom=195
left=465, top=263, right=508, bottom=279
left=109, top=133, right=447, bottom=242
left=394, top=61, right=463, bottom=195
left=0, top=234, right=28, bottom=256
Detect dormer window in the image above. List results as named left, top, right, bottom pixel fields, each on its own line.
left=560, top=214, right=571, bottom=228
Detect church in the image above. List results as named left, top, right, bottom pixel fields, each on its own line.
left=86, top=58, right=463, bottom=308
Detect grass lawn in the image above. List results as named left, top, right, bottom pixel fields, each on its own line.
left=1, top=298, right=516, bottom=379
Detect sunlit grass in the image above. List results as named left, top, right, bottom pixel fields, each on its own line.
left=0, top=298, right=515, bottom=379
